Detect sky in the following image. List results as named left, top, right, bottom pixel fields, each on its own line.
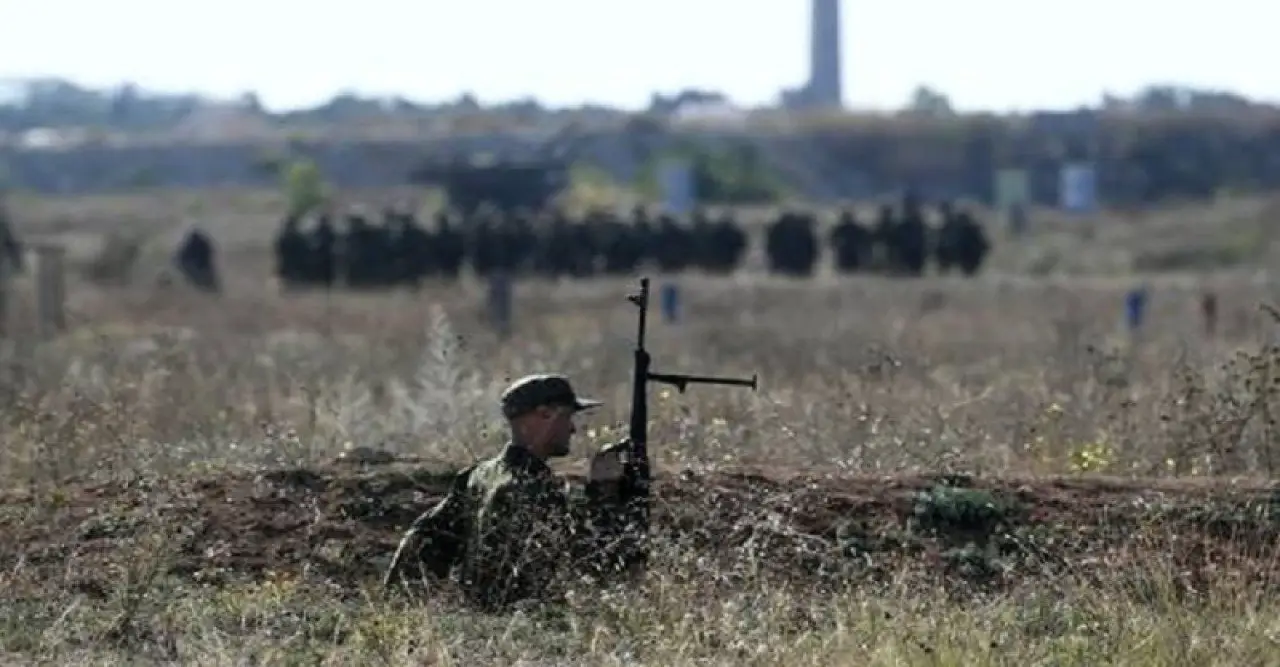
left=0, top=0, right=1273, bottom=113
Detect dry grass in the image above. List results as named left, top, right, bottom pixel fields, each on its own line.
left=3, top=192, right=1280, bottom=663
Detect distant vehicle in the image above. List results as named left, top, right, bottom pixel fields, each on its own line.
left=406, top=122, right=586, bottom=216
left=407, top=156, right=570, bottom=216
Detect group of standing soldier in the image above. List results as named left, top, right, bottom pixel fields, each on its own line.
left=273, top=205, right=749, bottom=289
left=768, top=195, right=990, bottom=278
left=273, top=197, right=990, bottom=289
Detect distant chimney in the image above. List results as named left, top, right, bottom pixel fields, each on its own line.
left=808, top=0, right=843, bottom=109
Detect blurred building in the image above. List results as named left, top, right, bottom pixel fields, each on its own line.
left=781, top=0, right=844, bottom=111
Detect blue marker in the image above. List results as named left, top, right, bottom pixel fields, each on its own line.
left=660, top=283, right=680, bottom=323
left=1125, top=288, right=1147, bottom=332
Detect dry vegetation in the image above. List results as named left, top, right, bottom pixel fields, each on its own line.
left=2, top=190, right=1280, bottom=664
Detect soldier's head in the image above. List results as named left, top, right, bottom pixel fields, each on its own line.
left=500, top=374, right=602, bottom=459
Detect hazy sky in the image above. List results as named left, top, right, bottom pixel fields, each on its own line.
left=1, top=0, right=1272, bottom=112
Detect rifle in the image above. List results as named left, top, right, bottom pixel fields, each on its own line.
left=619, top=277, right=757, bottom=565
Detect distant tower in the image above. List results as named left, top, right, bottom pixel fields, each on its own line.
left=808, top=0, right=843, bottom=109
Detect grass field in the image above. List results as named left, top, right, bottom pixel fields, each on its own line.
left=2, top=190, right=1280, bottom=665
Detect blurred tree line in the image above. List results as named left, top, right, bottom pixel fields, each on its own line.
left=636, top=143, right=788, bottom=205
left=795, top=107, right=1280, bottom=205
left=5, top=78, right=1280, bottom=205
left=808, top=84, right=1280, bottom=205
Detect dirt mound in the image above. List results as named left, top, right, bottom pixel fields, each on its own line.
left=2, top=464, right=1279, bottom=598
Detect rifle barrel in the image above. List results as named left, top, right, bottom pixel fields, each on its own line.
left=628, top=278, right=650, bottom=347
left=648, top=372, right=759, bottom=392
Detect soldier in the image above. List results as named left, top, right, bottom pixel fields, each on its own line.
left=383, top=374, right=640, bottom=611
left=385, top=207, right=431, bottom=287
left=566, top=216, right=598, bottom=278
left=870, top=204, right=898, bottom=274
left=631, top=205, right=656, bottom=268
left=653, top=213, right=692, bottom=273
left=174, top=226, right=220, bottom=292
left=764, top=210, right=819, bottom=278
left=0, top=196, right=21, bottom=334
left=597, top=210, right=643, bottom=276
left=274, top=214, right=310, bottom=289
left=951, top=206, right=990, bottom=276
left=533, top=210, right=573, bottom=278
left=829, top=209, right=871, bottom=274
left=431, top=211, right=466, bottom=281
left=343, top=209, right=385, bottom=288
left=934, top=201, right=991, bottom=276
left=708, top=210, right=748, bottom=274
left=506, top=208, right=538, bottom=276
left=688, top=208, right=715, bottom=271
left=310, top=211, right=339, bottom=289
left=895, top=194, right=928, bottom=277
left=468, top=207, right=502, bottom=278
left=0, top=194, right=22, bottom=276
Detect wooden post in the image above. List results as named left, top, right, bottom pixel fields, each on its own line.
left=34, top=244, right=66, bottom=339
left=0, top=195, right=11, bottom=338
left=1201, top=291, right=1218, bottom=338
left=0, top=264, right=8, bottom=339
left=487, top=272, right=512, bottom=340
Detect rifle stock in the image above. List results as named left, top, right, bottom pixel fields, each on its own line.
left=623, top=277, right=758, bottom=563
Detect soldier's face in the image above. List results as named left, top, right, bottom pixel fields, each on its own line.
left=538, top=404, right=577, bottom=458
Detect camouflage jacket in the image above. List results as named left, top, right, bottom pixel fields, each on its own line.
left=384, top=443, right=641, bottom=610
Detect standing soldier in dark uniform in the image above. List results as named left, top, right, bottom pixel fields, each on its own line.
left=870, top=204, right=898, bottom=274
left=653, top=213, right=691, bottom=273
left=175, top=226, right=220, bottom=292
left=567, top=216, right=598, bottom=278
left=387, top=206, right=432, bottom=287
left=706, top=210, right=747, bottom=274
left=311, top=212, right=339, bottom=289
left=0, top=193, right=23, bottom=277
left=934, top=201, right=959, bottom=274
left=343, top=209, right=390, bottom=288
left=468, top=207, right=502, bottom=279
left=597, top=210, right=643, bottom=276
left=896, top=193, right=928, bottom=277
left=274, top=214, right=309, bottom=289
left=0, top=195, right=22, bottom=333
left=431, top=211, right=466, bottom=281
left=952, top=206, right=991, bottom=276
left=688, top=208, right=714, bottom=271
left=384, top=374, right=640, bottom=611
left=507, top=208, right=538, bottom=276
left=935, top=201, right=991, bottom=276
left=765, top=210, right=819, bottom=277
left=829, top=209, right=871, bottom=274
left=630, top=205, right=656, bottom=269
left=534, top=210, right=573, bottom=278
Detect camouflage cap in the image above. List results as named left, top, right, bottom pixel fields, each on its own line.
left=500, top=373, right=602, bottom=419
